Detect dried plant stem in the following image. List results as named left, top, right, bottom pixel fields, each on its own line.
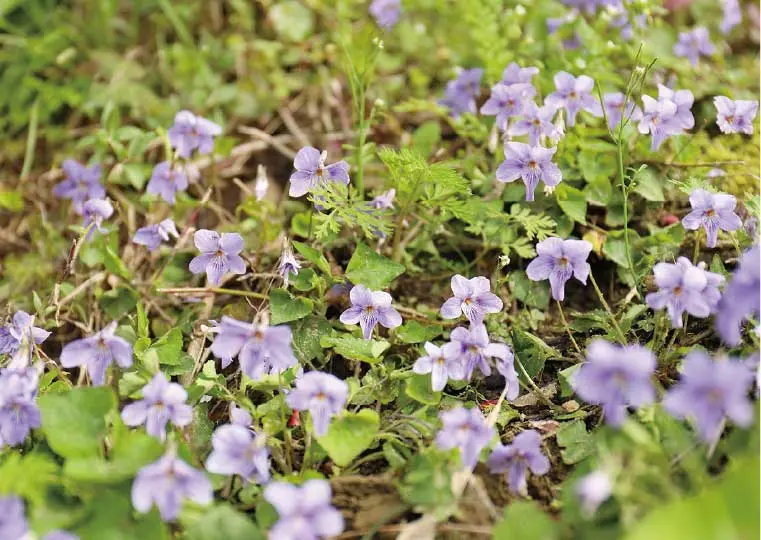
left=157, top=287, right=268, bottom=300
left=588, top=273, right=627, bottom=344
left=556, top=300, right=582, bottom=356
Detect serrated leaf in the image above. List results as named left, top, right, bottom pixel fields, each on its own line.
left=316, top=409, right=379, bottom=466
left=345, top=243, right=405, bottom=290
left=320, top=335, right=389, bottom=364
left=270, top=288, right=313, bottom=324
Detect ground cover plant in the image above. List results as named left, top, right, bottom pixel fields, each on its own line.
left=0, top=0, right=759, bottom=538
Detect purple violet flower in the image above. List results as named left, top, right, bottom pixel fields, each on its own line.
left=507, top=102, right=560, bottom=146
left=0, top=368, right=40, bottom=448
left=370, top=0, right=401, bottom=29
left=278, top=243, right=301, bottom=287
left=576, top=470, right=613, bottom=517
left=264, top=479, right=345, bottom=540
left=206, top=420, right=270, bottom=484
left=663, top=351, right=754, bottom=442
left=286, top=371, right=348, bottom=436
left=82, top=198, right=113, bottom=240
left=60, top=321, right=133, bottom=386
left=289, top=147, right=350, bottom=198
left=167, top=110, right=222, bottom=158
left=230, top=404, right=253, bottom=426
left=496, top=142, right=562, bottom=201
left=572, top=339, right=656, bottom=426
left=720, top=0, right=742, bottom=34
left=121, top=372, right=193, bottom=442
left=673, top=27, right=715, bottom=67
left=714, top=96, right=759, bottom=135
left=603, top=92, right=642, bottom=132
left=0, top=496, right=28, bottom=539
left=133, top=219, right=179, bottom=252
left=681, top=189, right=742, bottom=248
left=637, top=96, right=680, bottom=151
left=0, top=311, right=50, bottom=367
left=413, top=342, right=465, bottom=392
left=658, top=85, right=695, bottom=130
left=255, top=164, right=269, bottom=201
left=715, top=245, right=760, bottom=345
left=188, top=229, right=246, bottom=285
left=480, top=83, right=535, bottom=130
left=44, top=531, right=79, bottom=540
left=131, top=451, right=212, bottom=521
left=487, top=430, right=550, bottom=494
left=339, top=285, right=402, bottom=340
left=442, top=325, right=516, bottom=393
left=439, top=69, right=483, bottom=118
left=53, top=160, right=105, bottom=214
left=545, top=71, right=603, bottom=127
left=645, top=257, right=724, bottom=328
left=147, top=162, right=190, bottom=205
left=526, top=237, right=592, bottom=301
left=501, top=63, right=540, bottom=85
left=210, top=316, right=297, bottom=379
left=370, top=188, right=396, bottom=210
left=440, top=275, right=503, bottom=325
left=435, top=406, right=495, bottom=469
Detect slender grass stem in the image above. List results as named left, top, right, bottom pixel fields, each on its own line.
left=556, top=300, right=582, bottom=356
left=157, top=287, right=268, bottom=300
left=514, top=357, right=563, bottom=413
left=588, top=273, right=627, bottom=344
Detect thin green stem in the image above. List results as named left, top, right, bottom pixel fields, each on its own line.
left=617, top=141, right=638, bottom=291
left=514, top=357, right=563, bottom=413
left=556, top=300, right=582, bottom=356
left=692, top=228, right=701, bottom=264
left=588, top=273, right=627, bottom=344
left=157, top=287, right=268, bottom=300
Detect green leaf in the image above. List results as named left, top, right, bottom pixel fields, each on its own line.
left=270, top=0, right=315, bottom=42
left=148, top=328, right=184, bottom=366
left=316, top=409, right=380, bottom=466
left=39, top=387, right=115, bottom=458
left=291, top=316, right=331, bottom=363
left=556, top=420, right=594, bottom=465
left=320, top=335, right=390, bottom=364
left=395, top=321, right=443, bottom=344
left=101, top=245, right=132, bottom=279
left=404, top=374, right=441, bottom=405
left=0, top=452, right=59, bottom=505
left=270, top=288, right=314, bottom=324
left=399, top=450, right=454, bottom=509
left=186, top=505, right=265, bottom=540
left=292, top=241, right=332, bottom=276
left=411, top=121, right=441, bottom=157
left=492, top=501, right=559, bottom=540
left=508, top=270, right=550, bottom=309
left=555, top=183, right=588, bottom=224
left=633, top=168, right=665, bottom=202
left=603, top=229, right=641, bottom=268
left=99, top=287, right=139, bottom=319
left=512, top=330, right=558, bottom=380
left=345, top=243, right=405, bottom=290
left=0, top=189, right=24, bottom=212
left=578, top=149, right=616, bottom=185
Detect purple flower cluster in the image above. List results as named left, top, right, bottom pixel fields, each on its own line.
left=133, top=218, right=179, bottom=251
left=439, top=69, right=483, bottom=118
left=645, top=257, right=724, bottom=328
left=121, top=372, right=193, bottom=442
left=527, top=237, right=592, bottom=301
left=413, top=342, right=465, bottom=392
left=369, top=0, right=401, bottom=29
left=264, top=479, right=344, bottom=539
left=339, top=285, right=402, bottom=340
left=572, top=340, right=656, bottom=426
left=286, top=371, right=348, bottom=436
left=146, top=162, right=191, bottom=205
left=487, top=430, right=549, bottom=494
left=546, top=71, right=603, bottom=127
left=435, top=406, right=495, bottom=469
left=0, top=496, right=28, bottom=539
left=715, top=245, right=760, bottom=345
left=480, top=82, right=535, bottom=130
left=443, top=325, right=516, bottom=387
left=673, top=27, right=715, bottom=67
left=54, top=160, right=105, bottom=214
left=60, top=321, right=133, bottom=386
left=440, top=275, right=503, bottom=325
left=603, top=92, right=642, bottom=132
left=210, top=316, right=297, bottom=379
left=206, top=406, right=270, bottom=483
left=189, top=229, right=246, bottom=285
left=0, top=311, right=50, bottom=367
left=168, top=110, right=222, bottom=158
left=82, top=198, right=114, bottom=240
left=0, top=367, right=41, bottom=448
left=576, top=470, right=613, bottom=517
left=714, top=96, right=759, bottom=135
left=681, top=189, right=741, bottom=248
left=721, top=0, right=742, bottom=34
left=289, top=147, right=350, bottom=198
left=278, top=243, right=302, bottom=287
left=638, top=85, right=694, bottom=151
left=496, top=143, right=562, bottom=202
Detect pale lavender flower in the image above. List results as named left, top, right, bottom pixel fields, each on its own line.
left=0, top=311, right=50, bottom=367
left=576, top=470, right=613, bottom=517
left=707, top=168, right=726, bottom=178
left=572, top=340, right=656, bottom=426
left=637, top=95, right=681, bottom=151
left=657, top=85, right=695, bottom=130
left=370, top=0, right=401, bottom=29
left=167, top=110, right=222, bottom=158
left=716, top=245, right=760, bottom=345
left=439, top=69, right=483, bottom=118
left=131, top=451, right=212, bottom=521
left=264, top=480, right=344, bottom=540
left=435, top=407, right=495, bottom=469
left=681, top=189, right=742, bottom=247
left=501, top=63, right=540, bottom=85
left=60, top=321, right=133, bottom=386
left=43, top=531, right=79, bottom=540
left=188, top=230, right=246, bottom=285
left=442, top=325, right=516, bottom=393
left=0, top=368, right=40, bottom=448
left=508, top=103, right=559, bottom=146
left=255, top=165, right=269, bottom=201
left=720, top=0, right=742, bottom=34
left=279, top=243, right=301, bottom=287
left=663, top=351, right=754, bottom=442
left=496, top=142, right=562, bottom=201
left=53, top=160, right=105, bottom=214
left=370, top=188, right=396, bottom=209
left=673, top=27, right=715, bottom=67
left=487, top=430, right=549, bottom=494
left=547, top=11, right=577, bottom=34
left=645, top=257, right=724, bottom=328
left=82, top=198, right=113, bottom=240
left=0, top=496, right=28, bottom=539
left=210, top=316, right=297, bottom=379
left=206, top=420, right=270, bottom=483
left=339, top=285, right=402, bottom=340
left=133, top=219, right=179, bottom=252
left=146, top=162, right=189, bottom=205
left=230, top=404, right=253, bottom=426
left=412, top=342, right=466, bottom=391
left=480, top=83, right=535, bottom=130
left=286, top=371, right=348, bottom=436
left=121, top=372, right=193, bottom=442
left=526, top=237, right=592, bottom=301
left=714, top=96, right=759, bottom=135
left=603, top=92, right=642, bottom=131
left=289, top=147, right=350, bottom=198
left=440, top=275, right=503, bottom=325
left=545, top=72, right=603, bottom=127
